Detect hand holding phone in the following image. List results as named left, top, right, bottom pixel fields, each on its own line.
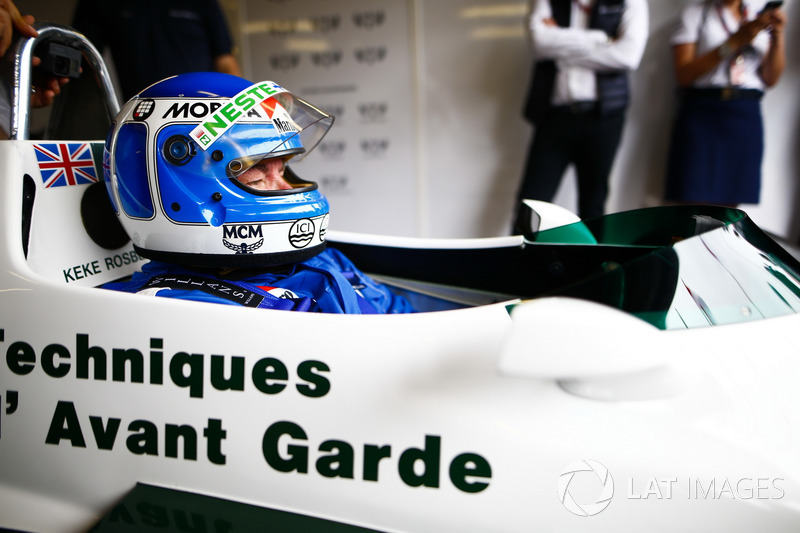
left=760, top=0, right=783, bottom=14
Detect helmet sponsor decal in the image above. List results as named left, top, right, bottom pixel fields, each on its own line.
left=132, top=99, right=156, bottom=121
left=190, top=81, right=293, bottom=150
left=289, top=218, right=315, bottom=248
left=319, top=214, right=329, bottom=241
left=223, top=224, right=265, bottom=254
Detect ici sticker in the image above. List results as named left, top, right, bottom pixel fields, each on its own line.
left=289, top=219, right=315, bottom=248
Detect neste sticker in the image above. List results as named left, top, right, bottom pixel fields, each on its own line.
left=190, top=81, right=290, bottom=149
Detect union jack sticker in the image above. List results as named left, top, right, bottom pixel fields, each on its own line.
left=34, top=143, right=99, bottom=188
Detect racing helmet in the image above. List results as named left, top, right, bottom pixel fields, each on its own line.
left=104, top=72, right=334, bottom=268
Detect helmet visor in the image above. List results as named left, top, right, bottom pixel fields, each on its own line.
left=189, top=81, right=333, bottom=180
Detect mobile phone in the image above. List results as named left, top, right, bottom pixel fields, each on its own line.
left=38, top=43, right=82, bottom=79
left=760, top=0, right=783, bottom=13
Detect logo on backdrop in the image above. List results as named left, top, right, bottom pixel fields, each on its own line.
left=319, top=140, right=347, bottom=159
left=270, top=53, right=301, bottom=71
left=358, top=102, right=388, bottom=122
left=319, top=175, right=349, bottom=194
left=322, top=104, right=345, bottom=120
left=557, top=459, right=614, bottom=517
left=353, top=11, right=386, bottom=30
left=354, top=46, right=387, bottom=65
left=311, top=51, right=343, bottom=68
left=360, top=138, right=389, bottom=158
left=312, top=15, right=340, bottom=33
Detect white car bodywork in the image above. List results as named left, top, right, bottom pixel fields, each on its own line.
left=1, top=24, right=800, bottom=533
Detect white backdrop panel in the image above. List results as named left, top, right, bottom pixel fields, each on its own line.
left=239, top=1, right=419, bottom=236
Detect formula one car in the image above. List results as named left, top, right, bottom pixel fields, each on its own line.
left=1, top=24, right=800, bottom=533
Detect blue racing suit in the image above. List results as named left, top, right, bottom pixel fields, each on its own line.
left=103, top=248, right=413, bottom=314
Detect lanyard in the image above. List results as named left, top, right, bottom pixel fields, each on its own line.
left=714, top=1, right=750, bottom=86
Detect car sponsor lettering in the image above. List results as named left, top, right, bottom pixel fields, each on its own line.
left=1, top=328, right=492, bottom=493
left=1, top=330, right=329, bottom=399
left=45, top=401, right=228, bottom=464
left=263, top=422, right=491, bottom=492
left=63, top=251, right=143, bottom=283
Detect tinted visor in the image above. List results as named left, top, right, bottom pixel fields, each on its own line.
left=193, top=87, right=333, bottom=180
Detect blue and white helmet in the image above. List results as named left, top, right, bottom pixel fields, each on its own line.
left=104, top=72, right=333, bottom=268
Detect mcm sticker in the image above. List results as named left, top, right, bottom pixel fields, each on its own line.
left=354, top=46, right=387, bottom=65
left=223, top=224, right=265, bottom=254
left=289, top=218, right=315, bottom=249
left=132, top=99, right=156, bottom=121
left=311, top=51, right=343, bottom=68
left=353, top=11, right=386, bottom=30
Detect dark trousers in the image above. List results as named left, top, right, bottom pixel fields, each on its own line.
left=516, top=106, right=625, bottom=222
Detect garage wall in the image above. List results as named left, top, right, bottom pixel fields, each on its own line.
left=237, top=1, right=420, bottom=237
left=17, top=0, right=800, bottom=240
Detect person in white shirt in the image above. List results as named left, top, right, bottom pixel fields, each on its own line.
left=513, top=0, right=648, bottom=229
left=664, top=0, right=785, bottom=207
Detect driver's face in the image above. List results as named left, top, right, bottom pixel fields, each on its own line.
left=235, top=157, right=292, bottom=191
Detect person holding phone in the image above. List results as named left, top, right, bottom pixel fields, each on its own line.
left=663, top=0, right=785, bottom=207
left=0, top=0, right=71, bottom=139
